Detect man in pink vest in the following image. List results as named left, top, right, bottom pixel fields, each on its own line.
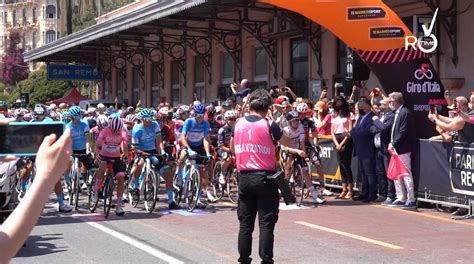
left=231, top=89, right=290, bottom=264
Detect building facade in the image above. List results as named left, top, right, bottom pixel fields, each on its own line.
left=0, top=0, right=60, bottom=64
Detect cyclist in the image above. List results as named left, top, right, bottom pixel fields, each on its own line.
left=92, top=116, right=129, bottom=216
left=66, top=106, right=94, bottom=198
left=283, top=111, right=324, bottom=204
left=124, top=114, right=137, bottom=148
left=217, top=110, right=237, bottom=184
left=90, top=115, right=109, bottom=146
left=177, top=103, right=215, bottom=207
left=130, top=108, right=179, bottom=210
left=175, top=105, right=190, bottom=153
left=296, top=103, right=332, bottom=197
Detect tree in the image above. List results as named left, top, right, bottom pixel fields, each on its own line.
left=9, top=66, right=73, bottom=106
left=0, top=30, right=29, bottom=88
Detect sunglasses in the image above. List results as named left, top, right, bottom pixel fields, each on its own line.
left=228, top=118, right=236, bottom=121
left=196, top=113, right=204, bottom=117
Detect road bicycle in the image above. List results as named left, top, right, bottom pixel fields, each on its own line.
left=210, top=155, right=238, bottom=204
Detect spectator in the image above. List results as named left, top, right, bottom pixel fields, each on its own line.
left=314, top=101, right=331, bottom=136
left=350, top=98, right=377, bottom=202
left=388, top=92, right=416, bottom=209
left=428, top=96, right=474, bottom=143
left=319, top=88, right=329, bottom=101
left=0, top=126, right=72, bottom=263
left=331, top=96, right=354, bottom=199
left=371, top=98, right=396, bottom=204
left=470, top=92, right=474, bottom=110
left=230, top=79, right=252, bottom=101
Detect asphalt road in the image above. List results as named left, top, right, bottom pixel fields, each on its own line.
left=10, top=191, right=474, bottom=264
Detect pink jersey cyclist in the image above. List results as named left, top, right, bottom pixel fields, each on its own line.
left=96, top=127, right=128, bottom=158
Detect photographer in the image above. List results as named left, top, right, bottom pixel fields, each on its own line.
left=0, top=120, right=72, bottom=263
left=231, top=89, right=290, bottom=264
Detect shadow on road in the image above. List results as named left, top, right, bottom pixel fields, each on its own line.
left=15, top=234, right=67, bottom=258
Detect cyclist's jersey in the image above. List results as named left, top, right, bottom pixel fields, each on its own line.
left=96, top=127, right=127, bottom=158
left=67, top=120, right=90, bottom=151
left=161, top=124, right=176, bottom=145
left=124, top=126, right=133, bottom=147
left=218, top=125, right=232, bottom=148
left=132, top=122, right=161, bottom=151
left=208, top=120, right=223, bottom=148
left=174, top=119, right=185, bottom=140
left=182, top=118, right=210, bottom=147
left=283, top=123, right=305, bottom=149
left=300, top=117, right=315, bottom=143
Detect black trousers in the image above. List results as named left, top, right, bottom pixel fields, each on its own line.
left=334, top=134, right=354, bottom=184
left=237, top=172, right=279, bottom=264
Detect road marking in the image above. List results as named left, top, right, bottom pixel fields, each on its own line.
left=372, top=205, right=474, bottom=227
left=86, top=221, right=184, bottom=264
left=295, top=221, right=404, bottom=250
left=137, top=220, right=236, bottom=262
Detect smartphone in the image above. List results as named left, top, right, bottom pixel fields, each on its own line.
left=0, top=122, right=64, bottom=157
left=429, top=105, right=435, bottom=113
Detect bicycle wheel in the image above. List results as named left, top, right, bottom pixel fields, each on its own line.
left=88, top=173, right=99, bottom=213
left=144, top=169, right=158, bottom=213
left=292, top=165, right=304, bottom=206
left=211, top=161, right=224, bottom=200
left=73, top=169, right=81, bottom=210
left=185, top=168, right=200, bottom=212
left=104, top=174, right=115, bottom=218
left=172, top=171, right=183, bottom=206
left=227, top=168, right=239, bottom=204
left=68, top=169, right=77, bottom=207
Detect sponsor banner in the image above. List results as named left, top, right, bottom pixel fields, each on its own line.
left=449, top=146, right=474, bottom=196
left=311, top=136, right=341, bottom=181
left=369, top=26, right=405, bottom=39
left=364, top=54, right=446, bottom=139
left=347, top=7, right=386, bottom=20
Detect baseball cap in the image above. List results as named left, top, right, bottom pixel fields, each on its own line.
left=273, top=97, right=286, bottom=107
left=314, top=101, right=327, bottom=111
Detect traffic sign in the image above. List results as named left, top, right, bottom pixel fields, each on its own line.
left=47, top=65, right=102, bottom=81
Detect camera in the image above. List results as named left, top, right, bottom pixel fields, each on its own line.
left=267, top=170, right=296, bottom=205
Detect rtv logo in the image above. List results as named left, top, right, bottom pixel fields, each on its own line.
left=405, top=8, right=439, bottom=54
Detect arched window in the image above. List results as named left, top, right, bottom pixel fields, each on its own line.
left=46, top=30, right=55, bottom=43
left=22, top=8, right=26, bottom=24
left=32, top=7, right=36, bottom=23
left=32, top=31, right=36, bottom=48
left=45, top=5, right=56, bottom=19
left=12, top=10, right=16, bottom=25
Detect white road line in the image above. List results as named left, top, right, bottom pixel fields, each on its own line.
left=86, top=221, right=184, bottom=264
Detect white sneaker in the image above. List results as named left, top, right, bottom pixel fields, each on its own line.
left=321, top=188, right=333, bottom=196
left=218, top=174, right=225, bottom=185
left=59, top=204, right=73, bottom=213
left=115, top=206, right=125, bottom=216
left=206, top=190, right=218, bottom=203
left=313, top=196, right=326, bottom=204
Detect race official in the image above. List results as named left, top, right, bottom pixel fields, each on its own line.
left=231, top=89, right=289, bottom=264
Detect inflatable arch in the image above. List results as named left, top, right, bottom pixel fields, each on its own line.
left=259, top=0, right=446, bottom=138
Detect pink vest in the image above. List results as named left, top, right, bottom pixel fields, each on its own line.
left=234, top=117, right=277, bottom=172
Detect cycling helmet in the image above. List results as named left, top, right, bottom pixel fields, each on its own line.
left=193, top=103, right=206, bottom=115
left=224, top=110, right=237, bottom=120
left=296, top=103, right=308, bottom=113
left=109, top=116, right=123, bottom=133
left=125, top=114, right=137, bottom=123
left=59, top=103, right=66, bottom=109
left=69, top=106, right=82, bottom=117
left=159, top=107, right=169, bottom=115
left=97, top=115, right=109, bottom=129
left=206, top=105, right=216, bottom=116
left=179, top=105, right=190, bottom=112
left=286, top=111, right=299, bottom=121
left=48, top=104, right=57, bottom=111
left=33, top=104, right=46, bottom=116
left=97, top=103, right=105, bottom=110
left=139, top=108, right=154, bottom=120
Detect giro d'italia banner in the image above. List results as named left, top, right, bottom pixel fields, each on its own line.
left=449, top=146, right=474, bottom=197
left=259, top=0, right=446, bottom=139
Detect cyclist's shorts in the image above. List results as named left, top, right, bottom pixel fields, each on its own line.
left=73, top=149, right=93, bottom=170
left=307, top=146, right=322, bottom=166
left=189, top=145, right=208, bottom=165
left=143, top=150, right=169, bottom=171
left=99, top=155, right=126, bottom=176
